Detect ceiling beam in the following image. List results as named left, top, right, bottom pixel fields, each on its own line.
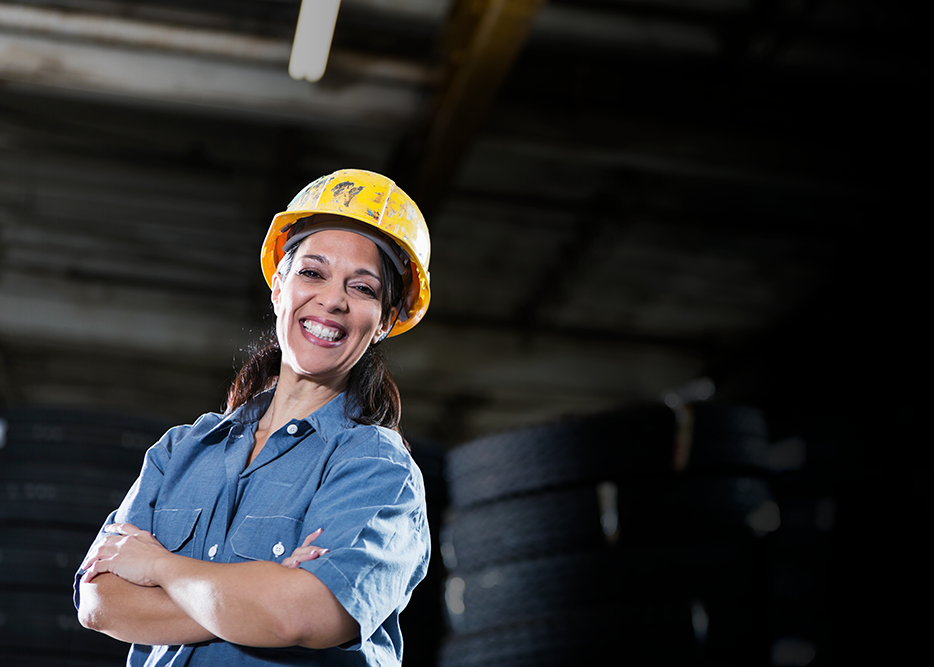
left=400, top=0, right=545, bottom=215
left=0, top=5, right=428, bottom=127
left=0, top=3, right=289, bottom=62
left=0, top=31, right=420, bottom=128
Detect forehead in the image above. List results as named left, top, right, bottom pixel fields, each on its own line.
left=293, top=229, right=381, bottom=267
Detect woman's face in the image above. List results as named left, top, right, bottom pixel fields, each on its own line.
left=272, top=230, right=392, bottom=389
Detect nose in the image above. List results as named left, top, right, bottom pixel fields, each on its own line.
left=317, top=280, right=348, bottom=312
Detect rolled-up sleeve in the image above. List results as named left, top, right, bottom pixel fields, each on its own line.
left=298, top=428, right=430, bottom=647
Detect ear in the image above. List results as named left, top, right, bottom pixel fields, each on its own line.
left=371, top=306, right=397, bottom=345
left=270, top=271, right=283, bottom=316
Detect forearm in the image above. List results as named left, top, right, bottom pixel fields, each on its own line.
left=153, top=554, right=358, bottom=649
left=78, top=573, right=215, bottom=645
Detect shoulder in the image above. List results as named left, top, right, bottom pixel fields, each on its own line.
left=310, top=393, right=409, bottom=464
left=330, top=424, right=412, bottom=467
left=321, top=424, right=425, bottom=497
left=147, top=411, right=227, bottom=461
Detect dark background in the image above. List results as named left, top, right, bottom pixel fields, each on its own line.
left=0, top=1, right=926, bottom=665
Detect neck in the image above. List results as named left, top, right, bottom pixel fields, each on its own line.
left=257, top=366, right=346, bottom=435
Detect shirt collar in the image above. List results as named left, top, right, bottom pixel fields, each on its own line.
left=201, top=390, right=274, bottom=444
left=304, top=391, right=358, bottom=441
left=203, top=387, right=357, bottom=443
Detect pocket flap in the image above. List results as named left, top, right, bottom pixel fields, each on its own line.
left=231, top=515, right=301, bottom=562
left=153, top=508, right=202, bottom=553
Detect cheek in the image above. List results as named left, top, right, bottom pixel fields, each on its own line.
left=370, top=306, right=390, bottom=332
left=275, top=279, right=309, bottom=317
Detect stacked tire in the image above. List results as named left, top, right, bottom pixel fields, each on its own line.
left=400, top=439, right=450, bottom=667
left=0, top=407, right=171, bottom=666
left=440, top=403, right=777, bottom=666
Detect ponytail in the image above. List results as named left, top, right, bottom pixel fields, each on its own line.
left=345, top=344, right=402, bottom=432
left=225, top=329, right=280, bottom=416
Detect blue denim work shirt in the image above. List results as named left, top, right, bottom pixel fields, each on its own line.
left=74, top=390, right=431, bottom=666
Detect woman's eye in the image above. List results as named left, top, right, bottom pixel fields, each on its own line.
left=350, top=281, right=380, bottom=298
left=298, top=269, right=321, bottom=279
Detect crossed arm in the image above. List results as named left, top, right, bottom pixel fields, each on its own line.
left=77, top=524, right=357, bottom=649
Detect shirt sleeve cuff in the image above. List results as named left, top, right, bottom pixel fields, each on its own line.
left=300, top=557, right=373, bottom=650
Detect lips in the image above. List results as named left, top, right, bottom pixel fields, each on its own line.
left=301, top=318, right=345, bottom=342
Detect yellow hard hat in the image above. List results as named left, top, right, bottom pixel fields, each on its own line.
left=260, top=169, right=430, bottom=337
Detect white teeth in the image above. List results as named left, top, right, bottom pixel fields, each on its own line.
left=302, top=320, right=342, bottom=341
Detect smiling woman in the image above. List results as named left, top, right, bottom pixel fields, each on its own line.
left=274, top=229, right=397, bottom=401
left=74, top=169, right=433, bottom=667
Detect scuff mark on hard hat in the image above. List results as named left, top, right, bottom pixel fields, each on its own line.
left=331, top=181, right=364, bottom=208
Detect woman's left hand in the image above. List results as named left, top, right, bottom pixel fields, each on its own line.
left=281, top=529, right=329, bottom=568
left=80, top=523, right=172, bottom=587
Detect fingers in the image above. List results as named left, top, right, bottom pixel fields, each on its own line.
left=283, top=552, right=323, bottom=568
left=80, top=555, right=113, bottom=583
left=80, top=523, right=153, bottom=577
left=283, top=546, right=329, bottom=567
left=300, top=528, right=324, bottom=548
left=104, top=522, right=137, bottom=535
left=104, top=523, right=155, bottom=542
left=281, top=531, right=329, bottom=568
left=80, top=537, right=116, bottom=573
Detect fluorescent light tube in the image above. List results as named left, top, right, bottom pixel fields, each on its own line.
left=289, top=0, right=341, bottom=82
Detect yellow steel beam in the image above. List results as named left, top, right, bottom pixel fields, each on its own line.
left=405, top=0, right=546, bottom=214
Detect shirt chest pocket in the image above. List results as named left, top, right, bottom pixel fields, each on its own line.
left=231, top=515, right=302, bottom=563
left=153, top=508, right=202, bottom=558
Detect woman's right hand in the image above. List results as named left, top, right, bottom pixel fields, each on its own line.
left=281, top=529, right=329, bottom=568
left=81, top=523, right=172, bottom=586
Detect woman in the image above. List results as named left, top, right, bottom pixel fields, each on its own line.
left=75, top=169, right=432, bottom=666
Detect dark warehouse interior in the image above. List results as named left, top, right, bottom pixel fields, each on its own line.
left=0, top=1, right=927, bottom=665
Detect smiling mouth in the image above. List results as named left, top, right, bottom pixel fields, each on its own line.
left=302, top=319, right=345, bottom=342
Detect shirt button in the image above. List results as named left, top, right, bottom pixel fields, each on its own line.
left=208, top=544, right=218, bottom=559
left=286, top=424, right=298, bottom=435
left=273, top=542, right=285, bottom=557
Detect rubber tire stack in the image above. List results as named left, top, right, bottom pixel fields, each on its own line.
left=440, top=403, right=776, bottom=667
left=0, top=407, right=171, bottom=666
left=399, top=439, right=450, bottom=667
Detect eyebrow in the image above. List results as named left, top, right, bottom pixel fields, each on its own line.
left=299, top=254, right=382, bottom=283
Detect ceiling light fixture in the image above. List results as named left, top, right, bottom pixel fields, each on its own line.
left=288, top=0, right=342, bottom=82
